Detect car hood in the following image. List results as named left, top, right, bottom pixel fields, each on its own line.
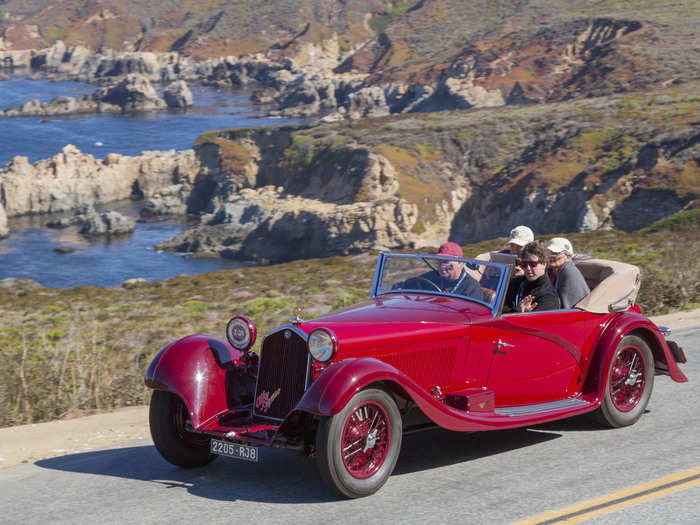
left=299, top=293, right=488, bottom=354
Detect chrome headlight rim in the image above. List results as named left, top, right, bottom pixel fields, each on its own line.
left=226, top=316, right=257, bottom=352
left=308, top=327, right=338, bottom=363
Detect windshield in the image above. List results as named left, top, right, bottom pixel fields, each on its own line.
left=374, top=253, right=508, bottom=309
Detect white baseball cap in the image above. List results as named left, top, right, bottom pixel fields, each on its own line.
left=507, top=225, right=534, bottom=247
left=547, top=237, right=573, bottom=255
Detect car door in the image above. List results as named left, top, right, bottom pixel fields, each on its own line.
left=474, top=310, right=586, bottom=406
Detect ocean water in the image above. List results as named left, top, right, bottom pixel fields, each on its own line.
left=0, top=76, right=303, bottom=288
left=0, top=76, right=300, bottom=166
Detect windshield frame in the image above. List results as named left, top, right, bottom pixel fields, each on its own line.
left=370, top=252, right=512, bottom=317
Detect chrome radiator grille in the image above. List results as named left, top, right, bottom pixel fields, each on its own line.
left=253, top=327, right=309, bottom=420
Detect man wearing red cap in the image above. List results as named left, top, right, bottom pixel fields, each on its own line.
left=413, top=242, right=484, bottom=300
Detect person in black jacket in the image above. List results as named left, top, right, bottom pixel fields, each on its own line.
left=503, top=241, right=559, bottom=313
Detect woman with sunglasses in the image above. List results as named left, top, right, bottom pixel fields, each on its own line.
left=503, top=241, right=560, bottom=313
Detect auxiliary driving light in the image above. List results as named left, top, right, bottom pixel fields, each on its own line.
left=226, top=316, right=256, bottom=352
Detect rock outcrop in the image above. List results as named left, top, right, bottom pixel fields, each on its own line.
left=91, top=74, right=165, bottom=112
left=0, top=203, right=8, bottom=238
left=163, top=81, right=193, bottom=108
left=0, top=145, right=199, bottom=217
left=79, top=210, right=135, bottom=236
left=0, top=74, right=192, bottom=117
left=156, top=185, right=428, bottom=262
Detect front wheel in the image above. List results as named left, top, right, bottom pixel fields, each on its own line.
left=149, top=390, right=217, bottom=468
left=595, top=335, right=654, bottom=428
left=315, top=388, right=402, bottom=498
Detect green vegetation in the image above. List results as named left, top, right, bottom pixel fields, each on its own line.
left=281, top=134, right=353, bottom=173
left=368, top=1, right=422, bottom=34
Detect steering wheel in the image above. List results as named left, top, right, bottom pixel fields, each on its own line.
left=405, top=276, right=442, bottom=292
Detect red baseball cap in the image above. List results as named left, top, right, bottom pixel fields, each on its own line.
left=437, top=242, right=463, bottom=258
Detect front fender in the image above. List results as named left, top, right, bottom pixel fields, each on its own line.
left=145, top=335, right=246, bottom=429
left=587, top=313, right=688, bottom=398
left=294, top=358, right=518, bottom=431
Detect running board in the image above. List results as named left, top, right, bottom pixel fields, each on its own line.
left=495, top=398, right=591, bottom=417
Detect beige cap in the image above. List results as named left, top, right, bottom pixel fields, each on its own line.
left=507, top=225, right=534, bottom=246
left=547, top=237, right=573, bottom=254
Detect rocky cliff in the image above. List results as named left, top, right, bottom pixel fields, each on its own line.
left=154, top=84, right=698, bottom=262
left=0, top=146, right=199, bottom=217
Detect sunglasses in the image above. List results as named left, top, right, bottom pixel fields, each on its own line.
left=519, top=259, right=543, bottom=268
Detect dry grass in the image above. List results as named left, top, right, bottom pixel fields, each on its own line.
left=1, top=211, right=698, bottom=428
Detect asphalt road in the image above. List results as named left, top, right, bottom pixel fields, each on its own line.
left=1, top=328, right=698, bottom=525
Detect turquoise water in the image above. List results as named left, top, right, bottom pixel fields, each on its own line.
left=0, top=77, right=302, bottom=288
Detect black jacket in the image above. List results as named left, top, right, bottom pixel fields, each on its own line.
left=503, top=274, right=559, bottom=313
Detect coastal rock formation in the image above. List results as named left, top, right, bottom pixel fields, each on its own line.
left=0, top=74, right=189, bottom=117
left=79, top=210, right=135, bottom=236
left=0, top=277, right=43, bottom=294
left=92, top=74, right=166, bottom=112
left=157, top=186, right=427, bottom=262
left=0, top=203, right=7, bottom=237
left=0, top=145, right=199, bottom=217
left=154, top=89, right=698, bottom=262
left=139, top=194, right=188, bottom=220
left=163, top=81, right=193, bottom=108
left=45, top=206, right=135, bottom=236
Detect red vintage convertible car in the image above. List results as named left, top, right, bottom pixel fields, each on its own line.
left=145, top=251, right=687, bottom=498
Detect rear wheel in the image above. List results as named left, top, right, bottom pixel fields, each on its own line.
left=149, top=390, right=216, bottom=468
left=315, top=388, right=402, bottom=498
left=595, top=335, right=654, bottom=428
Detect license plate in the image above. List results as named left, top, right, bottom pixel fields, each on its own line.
left=210, top=439, right=259, bottom=462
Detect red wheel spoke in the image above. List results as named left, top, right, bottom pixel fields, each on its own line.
left=609, top=346, right=646, bottom=412
left=341, top=400, right=391, bottom=479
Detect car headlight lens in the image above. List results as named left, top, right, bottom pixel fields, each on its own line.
left=226, top=316, right=256, bottom=352
left=308, top=328, right=337, bottom=363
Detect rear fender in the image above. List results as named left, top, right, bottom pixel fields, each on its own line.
left=586, top=313, right=688, bottom=398
left=145, top=335, right=248, bottom=429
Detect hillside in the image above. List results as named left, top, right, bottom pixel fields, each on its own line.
left=152, top=82, right=699, bottom=262
left=1, top=1, right=698, bottom=106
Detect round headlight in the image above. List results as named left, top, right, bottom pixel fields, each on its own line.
left=226, top=316, right=256, bottom=352
left=308, top=328, right=337, bottom=363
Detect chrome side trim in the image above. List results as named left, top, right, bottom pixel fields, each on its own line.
left=608, top=273, right=642, bottom=313
left=494, top=398, right=590, bottom=416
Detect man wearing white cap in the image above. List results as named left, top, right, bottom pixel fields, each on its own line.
left=547, top=237, right=590, bottom=309
left=506, top=225, right=534, bottom=276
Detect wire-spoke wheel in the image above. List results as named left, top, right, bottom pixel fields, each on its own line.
left=316, top=388, right=402, bottom=498
left=595, top=335, right=654, bottom=428
left=150, top=390, right=217, bottom=468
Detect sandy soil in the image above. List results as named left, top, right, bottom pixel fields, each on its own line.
left=1, top=310, right=697, bottom=469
